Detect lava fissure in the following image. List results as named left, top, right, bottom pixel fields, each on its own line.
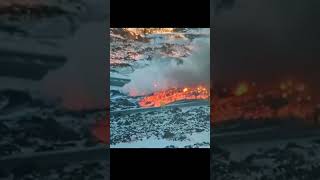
left=137, top=85, right=209, bottom=107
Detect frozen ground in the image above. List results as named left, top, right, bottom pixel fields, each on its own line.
left=212, top=138, right=320, bottom=180
left=114, top=131, right=209, bottom=148
left=212, top=119, right=320, bottom=180
left=111, top=105, right=210, bottom=148
left=110, top=28, right=209, bottom=73
left=0, top=160, right=108, bottom=180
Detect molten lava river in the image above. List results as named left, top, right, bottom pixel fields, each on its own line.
left=138, top=85, right=210, bottom=107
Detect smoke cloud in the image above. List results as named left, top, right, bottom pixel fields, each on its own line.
left=123, top=36, right=210, bottom=96
left=41, top=21, right=107, bottom=110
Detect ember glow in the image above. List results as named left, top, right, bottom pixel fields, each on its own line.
left=212, top=79, right=318, bottom=124
left=138, top=85, right=209, bottom=107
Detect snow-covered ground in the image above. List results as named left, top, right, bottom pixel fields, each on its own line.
left=114, top=130, right=209, bottom=148
left=212, top=118, right=320, bottom=180
left=0, top=89, right=105, bottom=157
left=111, top=105, right=210, bottom=148
left=212, top=137, right=320, bottom=180
left=0, top=160, right=108, bottom=180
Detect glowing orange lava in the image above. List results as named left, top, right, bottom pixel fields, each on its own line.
left=212, top=79, right=317, bottom=124
left=138, top=85, right=209, bottom=107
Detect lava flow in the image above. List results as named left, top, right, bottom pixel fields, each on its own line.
left=211, top=79, right=318, bottom=124
left=138, top=85, right=209, bottom=107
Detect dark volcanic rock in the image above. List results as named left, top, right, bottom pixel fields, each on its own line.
left=0, top=89, right=32, bottom=109
left=162, top=130, right=175, bottom=139
left=111, top=105, right=210, bottom=146
left=0, top=52, right=66, bottom=80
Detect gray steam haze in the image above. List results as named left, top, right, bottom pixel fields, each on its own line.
left=123, top=36, right=210, bottom=96
left=41, top=21, right=107, bottom=110
left=0, top=0, right=109, bottom=111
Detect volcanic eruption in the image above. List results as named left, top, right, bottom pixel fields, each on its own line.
left=138, top=85, right=209, bottom=107
left=122, top=35, right=210, bottom=108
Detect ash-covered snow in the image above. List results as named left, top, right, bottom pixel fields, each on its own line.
left=0, top=0, right=87, bottom=39
left=0, top=90, right=105, bottom=158
left=111, top=105, right=210, bottom=148
left=0, top=160, right=108, bottom=180
left=110, top=28, right=208, bottom=72
left=212, top=139, right=320, bottom=180
left=114, top=130, right=209, bottom=148
left=212, top=118, right=320, bottom=180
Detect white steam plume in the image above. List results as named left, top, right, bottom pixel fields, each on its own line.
left=123, top=37, right=210, bottom=96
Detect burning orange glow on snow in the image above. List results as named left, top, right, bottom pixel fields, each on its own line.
left=138, top=85, right=209, bottom=107
left=234, top=82, right=249, bottom=96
